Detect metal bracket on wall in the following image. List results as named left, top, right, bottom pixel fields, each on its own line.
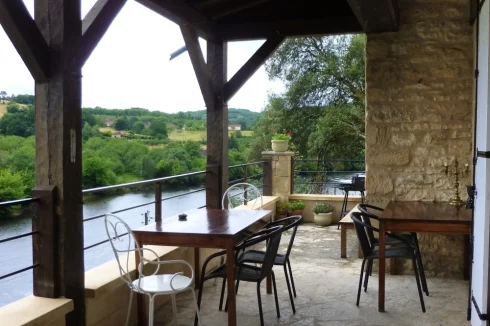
left=476, top=151, right=490, bottom=158
left=472, top=296, right=490, bottom=320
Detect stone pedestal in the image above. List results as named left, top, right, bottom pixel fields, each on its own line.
left=261, top=151, right=294, bottom=203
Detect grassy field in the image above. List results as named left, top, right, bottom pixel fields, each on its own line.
left=168, top=129, right=252, bottom=141
left=0, top=102, right=9, bottom=117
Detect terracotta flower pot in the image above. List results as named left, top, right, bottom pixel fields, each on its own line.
left=288, top=209, right=304, bottom=217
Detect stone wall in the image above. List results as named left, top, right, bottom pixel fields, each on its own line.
left=366, top=0, right=474, bottom=276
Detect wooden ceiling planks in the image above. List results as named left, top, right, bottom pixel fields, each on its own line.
left=136, top=0, right=399, bottom=40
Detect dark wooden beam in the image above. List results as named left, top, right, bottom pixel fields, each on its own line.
left=180, top=25, right=214, bottom=109
left=206, top=37, right=228, bottom=210
left=35, top=1, right=84, bottom=325
left=0, top=0, right=50, bottom=82
left=223, top=35, right=284, bottom=102
left=80, top=0, right=127, bottom=66
left=137, top=0, right=213, bottom=37
left=346, top=0, right=399, bottom=33
left=208, top=0, right=274, bottom=19
left=218, top=16, right=362, bottom=41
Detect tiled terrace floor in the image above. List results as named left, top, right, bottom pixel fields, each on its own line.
left=154, top=223, right=470, bottom=326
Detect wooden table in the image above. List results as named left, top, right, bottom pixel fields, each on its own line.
left=378, top=201, right=472, bottom=312
left=132, top=208, right=272, bottom=326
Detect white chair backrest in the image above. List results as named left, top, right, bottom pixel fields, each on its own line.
left=222, top=183, right=263, bottom=210
left=104, top=214, right=141, bottom=289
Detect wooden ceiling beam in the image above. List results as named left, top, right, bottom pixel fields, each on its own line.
left=0, top=0, right=50, bottom=82
left=137, top=0, right=213, bottom=37
left=346, top=0, right=399, bottom=33
left=180, top=25, right=214, bottom=109
left=218, top=16, right=362, bottom=41
left=209, top=0, right=274, bottom=19
left=80, top=0, right=127, bottom=66
left=223, top=35, right=284, bottom=102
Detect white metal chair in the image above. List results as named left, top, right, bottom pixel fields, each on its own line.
left=221, top=182, right=263, bottom=210
left=104, top=214, right=202, bottom=326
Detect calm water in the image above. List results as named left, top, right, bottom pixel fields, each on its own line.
left=0, top=187, right=206, bottom=307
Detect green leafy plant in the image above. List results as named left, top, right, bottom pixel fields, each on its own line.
left=312, top=203, right=333, bottom=214
left=272, top=132, right=291, bottom=141
left=276, top=201, right=288, bottom=214
left=288, top=200, right=305, bottom=211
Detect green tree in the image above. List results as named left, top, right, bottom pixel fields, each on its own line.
left=0, top=105, right=35, bottom=137
left=83, top=155, right=117, bottom=188
left=6, top=102, right=20, bottom=113
left=0, top=91, right=7, bottom=103
left=149, top=118, right=168, bottom=139
left=114, top=116, right=129, bottom=130
left=132, top=121, right=145, bottom=134
left=0, top=169, right=26, bottom=214
left=82, top=110, right=97, bottom=126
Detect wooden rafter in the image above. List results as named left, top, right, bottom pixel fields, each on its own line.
left=138, top=0, right=213, bottom=37
left=223, top=35, right=284, bottom=102
left=207, top=0, right=274, bottom=19
left=180, top=25, right=214, bottom=109
left=0, top=0, right=50, bottom=82
left=218, top=16, right=362, bottom=41
left=80, top=0, right=127, bottom=66
left=346, top=0, right=399, bottom=33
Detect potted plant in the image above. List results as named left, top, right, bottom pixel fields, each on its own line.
left=312, top=203, right=334, bottom=226
left=276, top=201, right=288, bottom=219
left=271, top=132, right=291, bottom=152
left=288, top=200, right=305, bottom=216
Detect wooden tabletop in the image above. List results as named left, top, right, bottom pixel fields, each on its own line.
left=381, top=201, right=472, bottom=223
left=133, top=208, right=272, bottom=238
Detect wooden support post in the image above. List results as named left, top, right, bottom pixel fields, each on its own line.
left=32, top=185, right=59, bottom=298
left=34, top=1, right=84, bottom=325
left=263, top=159, right=272, bottom=196
left=206, top=36, right=228, bottom=209
left=155, top=182, right=162, bottom=222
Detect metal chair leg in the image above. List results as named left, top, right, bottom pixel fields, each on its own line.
left=412, top=257, right=426, bottom=313
left=218, top=278, right=227, bottom=311
left=412, top=233, right=429, bottom=296
left=148, top=295, right=155, bottom=326
left=125, top=290, right=133, bottom=326
left=171, top=294, right=178, bottom=326
left=194, top=277, right=206, bottom=326
left=283, top=264, right=296, bottom=314
left=191, top=289, right=203, bottom=326
left=363, top=260, right=370, bottom=292
left=287, top=259, right=297, bottom=297
left=357, top=258, right=366, bottom=306
left=257, top=282, right=265, bottom=326
left=271, top=271, right=281, bottom=318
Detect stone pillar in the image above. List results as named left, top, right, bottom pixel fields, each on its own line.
left=261, top=151, right=294, bottom=202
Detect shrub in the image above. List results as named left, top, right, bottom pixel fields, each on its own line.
left=288, top=200, right=305, bottom=211
left=272, top=133, right=291, bottom=141
left=312, top=203, right=333, bottom=214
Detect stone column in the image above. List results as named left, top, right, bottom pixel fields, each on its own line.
left=261, top=151, right=295, bottom=202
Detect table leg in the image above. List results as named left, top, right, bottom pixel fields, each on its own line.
left=135, top=243, right=145, bottom=326
left=341, top=225, right=347, bottom=258
left=226, top=240, right=237, bottom=326
left=464, top=234, right=470, bottom=280
left=378, top=222, right=386, bottom=312
left=194, top=248, right=200, bottom=288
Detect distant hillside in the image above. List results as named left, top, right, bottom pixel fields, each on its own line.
left=185, top=108, right=262, bottom=130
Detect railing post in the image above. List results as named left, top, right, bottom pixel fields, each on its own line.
left=290, top=158, right=295, bottom=194
left=32, top=185, right=59, bottom=298
left=263, top=159, right=272, bottom=196
left=155, top=182, right=162, bottom=222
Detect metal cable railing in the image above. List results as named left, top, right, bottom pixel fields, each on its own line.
left=292, top=159, right=365, bottom=195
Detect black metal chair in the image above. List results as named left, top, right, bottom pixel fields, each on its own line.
left=195, top=225, right=284, bottom=326
left=351, top=212, right=426, bottom=313
left=358, top=203, right=428, bottom=296
left=237, top=215, right=303, bottom=314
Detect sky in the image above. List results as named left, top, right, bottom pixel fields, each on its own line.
left=0, top=0, right=285, bottom=113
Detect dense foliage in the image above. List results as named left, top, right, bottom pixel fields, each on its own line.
left=248, top=34, right=366, bottom=163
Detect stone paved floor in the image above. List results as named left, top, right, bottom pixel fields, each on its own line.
left=154, top=223, right=470, bottom=326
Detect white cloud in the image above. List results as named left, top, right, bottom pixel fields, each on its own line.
left=0, top=0, right=284, bottom=113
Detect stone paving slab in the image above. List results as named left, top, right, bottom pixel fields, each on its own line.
left=154, top=224, right=470, bottom=326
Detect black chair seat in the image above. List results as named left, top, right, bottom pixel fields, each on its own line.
left=367, top=246, right=416, bottom=260
left=239, top=250, right=287, bottom=265
left=205, top=263, right=262, bottom=282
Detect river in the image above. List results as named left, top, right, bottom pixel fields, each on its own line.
left=0, top=187, right=206, bottom=307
